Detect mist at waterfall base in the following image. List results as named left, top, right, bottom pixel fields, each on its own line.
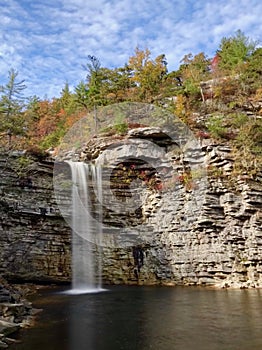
left=65, top=161, right=105, bottom=295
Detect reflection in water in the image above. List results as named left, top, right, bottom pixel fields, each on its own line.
left=12, top=286, right=262, bottom=350
left=142, top=287, right=262, bottom=350
left=69, top=288, right=148, bottom=350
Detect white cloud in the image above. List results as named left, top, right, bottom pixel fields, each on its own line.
left=0, top=0, right=262, bottom=98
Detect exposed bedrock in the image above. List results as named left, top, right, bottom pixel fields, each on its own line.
left=0, top=127, right=261, bottom=289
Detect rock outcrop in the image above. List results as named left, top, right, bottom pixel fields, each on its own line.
left=0, top=153, right=71, bottom=283
left=0, top=123, right=261, bottom=289
left=0, top=277, right=37, bottom=348
left=79, top=127, right=262, bottom=289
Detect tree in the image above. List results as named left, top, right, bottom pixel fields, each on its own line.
left=60, top=82, right=71, bottom=110
left=0, top=68, right=27, bottom=147
left=128, top=48, right=168, bottom=102
left=27, top=98, right=67, bottom=149
left=217, top=30, right=257, bottom=74
left=95, top=65, right=135, bottom=103
left=83, top=55, right=104, bottom=107
left=212, top=32, right=259, bottom=103
left=242, top=47, right=262, bottom=93
left=25, top=95, right=41, bottom=120
left=22, top=95, right=41, bottom=143
left=179, top=52, right=211, bottom=97
left=59, top=82, right=78, bottom=115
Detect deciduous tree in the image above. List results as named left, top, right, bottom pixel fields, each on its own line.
left=128, top=48, right=168, bottom=102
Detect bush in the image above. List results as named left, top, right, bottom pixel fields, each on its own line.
left=207, top=115, right=228, bottom=139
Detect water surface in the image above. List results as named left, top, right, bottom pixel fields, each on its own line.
left=11, top=285, right=262, bottom=350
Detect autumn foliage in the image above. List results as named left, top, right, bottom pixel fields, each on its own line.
left=0, top=30, right=261, bottom=176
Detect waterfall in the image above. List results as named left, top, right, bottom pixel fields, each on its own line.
left=66, top=161, right=104, bottom=294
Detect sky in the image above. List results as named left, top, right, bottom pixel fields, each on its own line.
left=1, top=0, right=262, bottom=99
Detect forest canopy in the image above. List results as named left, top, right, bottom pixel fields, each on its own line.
left=0, top=30, right=261, bottom=174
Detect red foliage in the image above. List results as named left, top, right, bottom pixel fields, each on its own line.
left=196, top=130, right=211, bottom=139
left=211, top=54, right=219, bottom=72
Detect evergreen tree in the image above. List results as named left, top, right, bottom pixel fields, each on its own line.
left=243, top=47, right=262, bottom=92
left=0, top=69, right=27, bottom=147
left=217, top=30, right=257, bottom=73
left=74, top=80, right=89, bottom=110
left=83, top=55, right=104, bottom=107
left=60, top=82, right=77, bottom=115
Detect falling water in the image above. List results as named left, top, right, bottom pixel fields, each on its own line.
left=66, top=161, right=103, bottom=294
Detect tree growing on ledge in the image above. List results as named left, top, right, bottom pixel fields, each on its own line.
left=0, top=68, right=27, bottom=147
left=128, top=48, right=168, bottom=102
left=217, top=30, right=257, bottom=74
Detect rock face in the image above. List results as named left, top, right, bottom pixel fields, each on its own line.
left=0, top=153, right=71, bottom=283
left=0, top=125, right=262, bottom=289
left=80, top=128, right=262, bottom=289
left=0, top=277, right=36, bottom=348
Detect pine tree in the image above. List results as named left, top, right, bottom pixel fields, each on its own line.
left=217, top=30, right=257, bottom=73
left=0, top=68, right=27, bottom=147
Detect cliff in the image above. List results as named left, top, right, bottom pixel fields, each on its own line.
left=0, top=125, right=261, bottom=289
left=79, top=127, right=262, bottom=289
left=0, top=153, right=71, bottom=283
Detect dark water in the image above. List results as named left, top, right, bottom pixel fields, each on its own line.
left=11, top=285, right=262, bottom=350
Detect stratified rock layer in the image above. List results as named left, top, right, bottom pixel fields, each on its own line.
left=0, top=154, right=71, bottom=283
left=0, top=126, right=261, bottom=289
left=0, top=277, right=36, bottom=348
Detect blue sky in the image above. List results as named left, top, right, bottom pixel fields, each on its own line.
left=1, top=0, right=262, bottom=99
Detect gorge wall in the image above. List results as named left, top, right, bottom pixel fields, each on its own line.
left=0, top=153, right=71, bottom=283
left=0, top=127, right=261, bottom=288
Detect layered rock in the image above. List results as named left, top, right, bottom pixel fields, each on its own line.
left=0, top=278, right=37, bottom=348
left=0, top=153, right=71, bottom=283
left=80, top=128, right=262, bottom=289
left=0, top=124, right=261, bottom=289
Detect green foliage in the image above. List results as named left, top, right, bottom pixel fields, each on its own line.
left=13, top=155, right=34, bottom=177
left=74, top=81, right=89, bottom=110
left=0, top=29, right=260, bottom=185
left=82, top=55, right=107, bottom=107
left=217, top=30, right=257, bottom=73
left=179, top=53, right=211, bottom=95
left=17, top=155, right=31, bottom=168
left=98, top=66, right=135, bottom=103
left=59, top=82, right=78, bottom=115
left=114, top=122, right=128, bottom=135
left=111, top=113, right=128, bottom=135
left=128, top=48, right=168, bottom=102
left=235, top=118, right=262, bottom=154
left=39, top=121, right=66, bottom=150
left=207, top=113, right=253, bottom=140
left=240, top=47, right=262, bottom=92
left=207, top=115, right=227, bottom=139
left=0, top=69, right=27, bottom=145
left=232, top=117, right=262, bottom=176
left=206, top=111, right=261, bottom=177
left=99, top=112, right=129, bottom=135
left=25, top=95, right=41, bottom=121
left=230, top=113, right=248, bottom=128
left=247, top=48, right=262, bottom=77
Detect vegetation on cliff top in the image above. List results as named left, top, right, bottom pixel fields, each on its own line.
left=0, top=30, right=261, bottom=177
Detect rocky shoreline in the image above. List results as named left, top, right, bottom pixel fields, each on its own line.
left=0, top=278, right=41, bottom=349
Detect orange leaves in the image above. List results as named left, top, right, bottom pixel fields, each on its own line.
left=128, top=48, right=168, bottom=102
